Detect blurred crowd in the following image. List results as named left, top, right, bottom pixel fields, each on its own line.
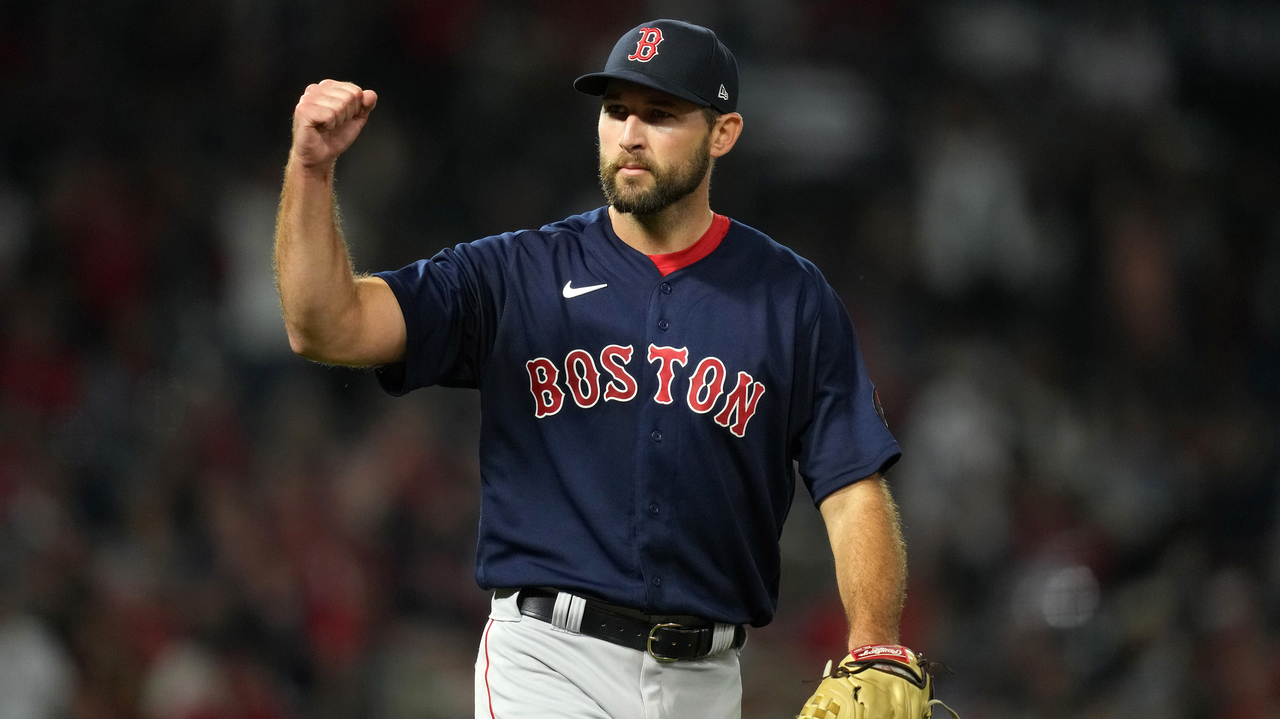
left=1, top=1, right=1278, bottom=718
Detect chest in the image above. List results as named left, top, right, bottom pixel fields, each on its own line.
left=490, top=242, right=800, bottom=438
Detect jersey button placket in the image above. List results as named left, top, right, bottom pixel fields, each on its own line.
left=641, top=280, right=676, bottom=606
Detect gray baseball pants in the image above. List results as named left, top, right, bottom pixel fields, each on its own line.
left=474, top=590, right=743, bottom=718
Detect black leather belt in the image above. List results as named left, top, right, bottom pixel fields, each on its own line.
left=515, top=588, right=746, bottom=662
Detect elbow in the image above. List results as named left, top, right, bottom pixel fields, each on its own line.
left=284, top=322, right=325, bottom=361
left=287, top=330, right=310, bottom=358
left=285, top=320, right=363, bottom=365
left=281, top=302, right=379, bottom=366
left=286, top=327, right=312, bottom=359
left=282, top=302, right=340, bottom=361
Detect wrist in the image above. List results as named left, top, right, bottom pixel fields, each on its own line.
left=286, top=153, right=336, bottom=183
left=841, top=644, right=930, bottom=690
left=847, top=631, right=898, bottom=654
left=849, top=644, right=913, bottom=664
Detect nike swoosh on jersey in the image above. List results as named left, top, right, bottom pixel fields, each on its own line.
left=562, top=281, right=608, bottom=298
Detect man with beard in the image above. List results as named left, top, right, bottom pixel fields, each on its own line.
left=276, top=19, right=932, bottom=719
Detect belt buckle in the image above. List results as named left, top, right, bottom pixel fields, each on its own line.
left=647, top=622, right=684, bottom=663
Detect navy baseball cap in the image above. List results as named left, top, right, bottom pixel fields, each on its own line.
left=574, top=20, right=739, bottom=114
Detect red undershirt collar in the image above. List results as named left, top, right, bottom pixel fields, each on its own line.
left=646, top=213, right=730, bottom=277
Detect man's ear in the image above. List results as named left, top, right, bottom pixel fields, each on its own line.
left=710, top=113, right=743, bottom=158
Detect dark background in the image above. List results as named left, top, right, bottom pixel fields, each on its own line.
left=1, top=1, right=1278, bottom=717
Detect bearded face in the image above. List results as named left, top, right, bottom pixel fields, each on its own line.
left=599, top=128, right=712, bottom=216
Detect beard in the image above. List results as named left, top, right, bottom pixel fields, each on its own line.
left=599, top=132, right=712, bottom=216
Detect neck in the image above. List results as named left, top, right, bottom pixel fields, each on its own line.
left=609, top=181, right=714, bottom=255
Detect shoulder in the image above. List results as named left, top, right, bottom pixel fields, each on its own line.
left=724, top=217, right=832, bottom=291
left=720, top=218, right=847, bottom=336
left=452, top=206, right=609, bottom=259
left=537, top=206, right=610, bottom=237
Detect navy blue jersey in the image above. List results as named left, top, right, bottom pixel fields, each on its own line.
left=374, top=207, right=899, bottom=626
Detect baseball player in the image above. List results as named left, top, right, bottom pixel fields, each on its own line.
left=275, top=18, right=954, bottom=719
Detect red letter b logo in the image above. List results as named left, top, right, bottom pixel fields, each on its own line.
left=628, top=27, right=663, bottom=62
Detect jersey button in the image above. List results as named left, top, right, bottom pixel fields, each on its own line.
left=652, top=576, right=662, bottom=587
left=660, top=282, right=672, bottom=294
left=648, top=502, right=659, bottom=515
left=658, top=319, right=669, bottom=331
left=651, top=430, right=662, bottom=442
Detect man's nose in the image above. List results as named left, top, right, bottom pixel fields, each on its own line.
left=618, top=114, right=645, bottom=151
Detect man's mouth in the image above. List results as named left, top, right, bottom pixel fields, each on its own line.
left=614, top=157, right=651, bottom=176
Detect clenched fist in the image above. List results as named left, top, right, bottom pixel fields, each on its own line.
left=290, top=79, right=378, bottom=173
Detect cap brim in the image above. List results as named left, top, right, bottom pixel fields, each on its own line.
left=573, top=70, right=712, bottom=108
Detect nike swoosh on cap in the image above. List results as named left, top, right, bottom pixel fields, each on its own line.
left=562, top=281, right=608, bottom=298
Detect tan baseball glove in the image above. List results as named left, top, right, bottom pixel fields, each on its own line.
left=796, top=645, right=960, bottom=719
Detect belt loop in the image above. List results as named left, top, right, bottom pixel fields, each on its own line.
left=551, top=591, right=587, bottom=633
left=710, top=623, right=736, bottom=654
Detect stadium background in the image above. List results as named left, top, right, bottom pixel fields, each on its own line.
left=1, top=1, right=1279, bottom=717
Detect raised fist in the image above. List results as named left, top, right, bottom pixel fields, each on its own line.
left=290, top=79, right=378, bottom=172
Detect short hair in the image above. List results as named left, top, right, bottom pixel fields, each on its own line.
left=701, top=106, right=722, bottom=129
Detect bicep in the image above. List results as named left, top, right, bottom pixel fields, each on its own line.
left=362, top=237, right=507, bottom=387
left=818, top=473, right=885, bottom=535
left=347, top=275, right=406, bottom=365
left=814, top=470, right=896, bottom=547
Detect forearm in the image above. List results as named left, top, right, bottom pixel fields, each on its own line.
left=274, top=159, right=363, bottom=360
left=820, top=475, right=907, bottom=651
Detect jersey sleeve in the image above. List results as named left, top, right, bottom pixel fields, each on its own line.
left=793, top=280, right=901, bottom=506
left=372, top=234, right=509, bottom=394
